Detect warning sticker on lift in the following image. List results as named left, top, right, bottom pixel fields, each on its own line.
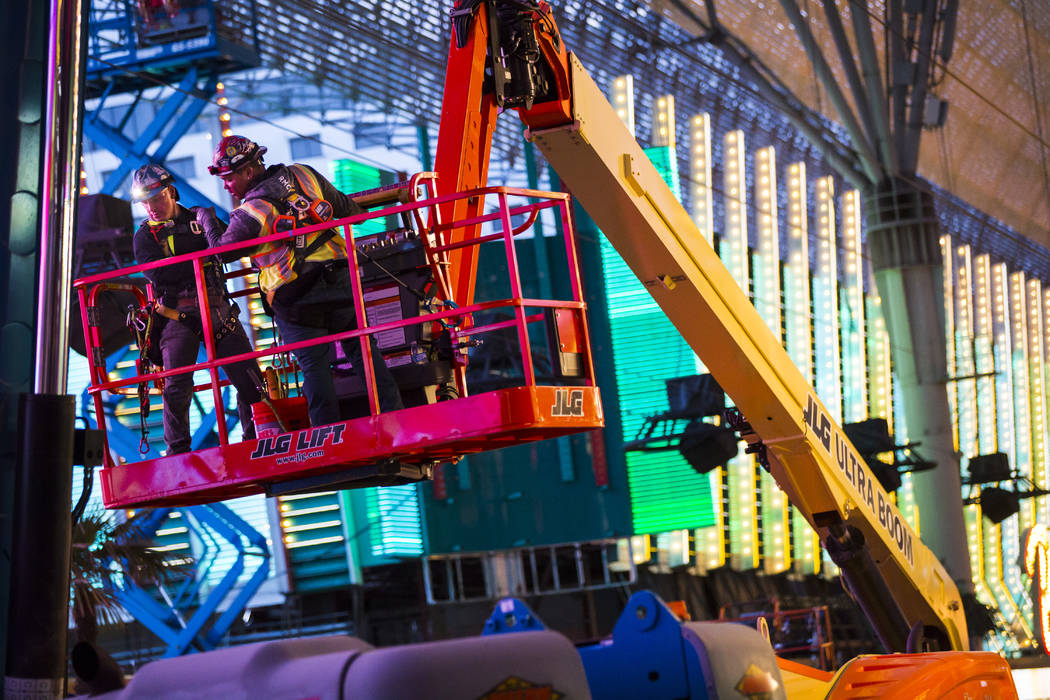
left=250, top=424, right=346, bottom=461
left=476, top=676, right=563, bottom=700
left=803, top=393, right=914, bottom=567
left=364, top=284, right=406, bottom=349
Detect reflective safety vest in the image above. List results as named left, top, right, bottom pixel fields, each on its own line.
left=237, top=164, right=347, bottom=294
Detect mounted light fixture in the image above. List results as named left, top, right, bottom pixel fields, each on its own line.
left=625, top=374, right=738, bottom=475
left=965, top=452, right=1011, bottom=485
left=841, top=418, right=935, bottom=493
left=961, top=453, right=1049, bottom=524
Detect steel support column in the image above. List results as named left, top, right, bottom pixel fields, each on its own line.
left=2, top=0, right=88, bottom=694
left=866, top=178, right=972, bottom=592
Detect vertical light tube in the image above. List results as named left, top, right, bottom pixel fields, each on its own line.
left=722, top=129, right=756, bottom=570
left=865, top=242, right=895, bottom=525
left=952, top=245, right=983, bottom=595
left=973, top=255, right=998, bottom=458
left=865, top=297, right=891, bottom=419
left=1027, top=279, right=1047, bottom=522
left=1010, top=270, right=1037, bottom=644
left=953, top=244, right=975, bottom=468
left=752, top=145, right=788, bottom=574
left=812, top=175, right=843, bottom=576
left=972, top=254, right=1002, bottom=619
left=1044, top=286, right=1050, bottom=509
left=652, top=94, right=675, bottom=148
left=784, top=162, right=811, bottom=382
left=753, top=146, right=780, bottom=332
left=611, top=75, right=635, bottom=138
left=991, top=262, right=1032, bottom=649
left=941, top=236, right=958, bottom=451
left=992, top=263, right=1017, bottom=479
left=864, top=227, right=893, bottom=498
left=689, top=113, right=714, bottom=245
left=784, top=162, right=818, bottom=575
left=812, top=176, right=841, bottom=422
left=865, top=252, right=892, bottom=428
left=840, top=190, right=866, bottom=422
left=690, top=112, right=722, bottom=571
left=1010, top=271, right=1033, bottom=529
left=722, top=130, right=748, bottom=286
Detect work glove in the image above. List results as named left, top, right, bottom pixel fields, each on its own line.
left=193, top=205, right=221, bottom=234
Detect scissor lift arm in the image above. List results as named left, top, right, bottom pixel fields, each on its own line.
left=439, top=0, right=968, bottom=654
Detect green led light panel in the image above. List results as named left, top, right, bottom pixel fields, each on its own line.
left=599, top=145, right=714, bottom=535
left=363, top=484, right=424, bottom=561
left=343, top=483, right=423, bottom=569
left=280, top=492, right=352, bottom=592
left=331, top=159, right=390, bottom=237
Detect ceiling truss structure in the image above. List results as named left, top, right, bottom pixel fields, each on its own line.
left=112, top=0, right=1050, bottom=276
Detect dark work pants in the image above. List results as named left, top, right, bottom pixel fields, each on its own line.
left=273, top=266, right=403, bottom=428
left=160, top=305, right=263, bottom=454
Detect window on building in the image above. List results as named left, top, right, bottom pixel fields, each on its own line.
left=290, top=135, right=323, bottom=160
left=97, top=102, right=159, bottom=142
left=98, top=169, right=130, bottom=198
left=165, top=156, right=196, bottom=181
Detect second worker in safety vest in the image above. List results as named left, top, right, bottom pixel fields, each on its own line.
left=197, top=135, right=403, bottom=427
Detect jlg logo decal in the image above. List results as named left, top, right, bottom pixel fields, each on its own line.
left=551, top=389, right=584, bottom=417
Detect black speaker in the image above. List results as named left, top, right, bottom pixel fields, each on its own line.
left=967, top=452, right=1011, bottom=484
left=679, top=420, right=738, bottom=475
left=69, top=195, right=141, bottom=358
left=866, top=457, right=902, bottom=493
left=665, top=374, right=725, bottom=418
left=842, top=418, right=895, bottom=455
left=978, top=487, right=1020, bottom=525
left=75, top=194, right=135, bottom=277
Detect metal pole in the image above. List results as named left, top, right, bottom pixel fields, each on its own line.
left=776, top=0, right=883, bottom=182
left=4, top=0, right=87, bottom=694
left=35, top=0, right=88, bottom=394
left=1, top=0, right=55, bottom=687
left=5, top=395, right=76, bottom=699
left=849, top=0, right=899, bottom=173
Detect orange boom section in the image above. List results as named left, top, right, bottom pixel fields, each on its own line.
left=827, top=652, right=1018, bottom=699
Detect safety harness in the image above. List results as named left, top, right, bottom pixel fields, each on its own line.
left=256, top=168, right=337, bottom=276
left=146, top=217, right=224, bottom=287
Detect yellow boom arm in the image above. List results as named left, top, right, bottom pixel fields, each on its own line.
left=527, top=54, right=967, bottom=652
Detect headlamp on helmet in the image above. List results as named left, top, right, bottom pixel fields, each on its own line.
left=131, top=163, right=177, bottom=203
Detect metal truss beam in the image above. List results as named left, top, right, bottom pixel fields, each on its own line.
left=85, top=66, right=227, bottom=215
left=114, top=503, right=270, bottom=657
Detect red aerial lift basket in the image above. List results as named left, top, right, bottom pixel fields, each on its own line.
left=74, top=176, right=603, bottom=508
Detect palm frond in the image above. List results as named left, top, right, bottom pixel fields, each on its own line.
left=70, top=508, right=193, bottom=631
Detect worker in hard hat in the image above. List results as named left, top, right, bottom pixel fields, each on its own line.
left=131, top=163, right=263, bottom=454
left=197, top=135, right=403, bottom=428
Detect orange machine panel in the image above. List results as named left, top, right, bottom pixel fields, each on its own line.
left=827, top=652, right=1018, bottom=699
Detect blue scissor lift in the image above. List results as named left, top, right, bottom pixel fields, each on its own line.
left=82, top=0, right=269, bottom=656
